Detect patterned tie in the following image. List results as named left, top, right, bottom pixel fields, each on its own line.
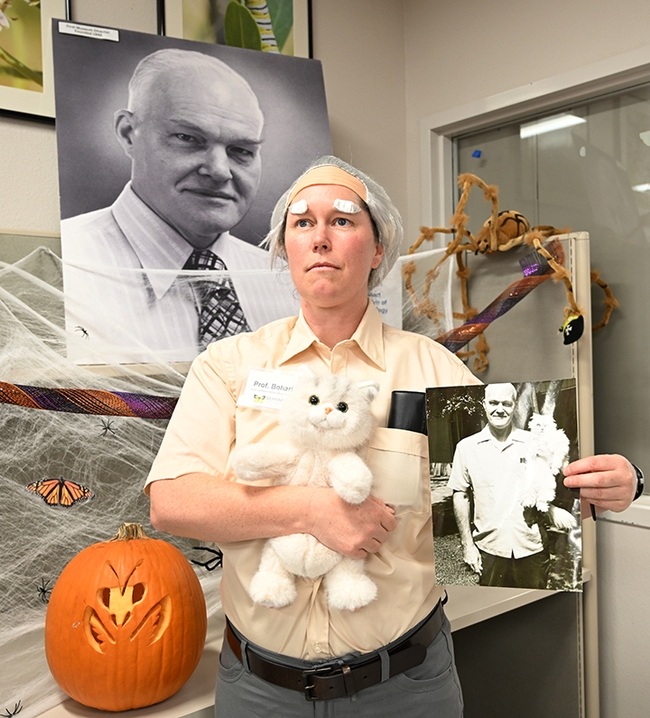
left=183, top=249, right=250, bottom=348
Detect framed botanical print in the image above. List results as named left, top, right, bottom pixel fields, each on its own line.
left=0, top=0, right=67, bottom=118
left=164, top=0, right=311, bottom=58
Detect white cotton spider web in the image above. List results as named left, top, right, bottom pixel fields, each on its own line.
left=398, top=247, right=455, bottom=340
left=0, top=245, right=455, bottom=718
left=0, top=249, right=223, bottom=718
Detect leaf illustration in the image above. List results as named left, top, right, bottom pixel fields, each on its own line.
left=267, top=0, right=293, bottom=53
left=224, top=1, right=263, bottom=51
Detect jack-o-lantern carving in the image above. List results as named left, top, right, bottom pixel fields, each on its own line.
left=45, top=523, right=207, bottom=711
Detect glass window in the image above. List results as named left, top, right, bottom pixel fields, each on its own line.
left=455, top=85, right=650, bottom=491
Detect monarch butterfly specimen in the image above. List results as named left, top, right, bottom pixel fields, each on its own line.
left=26, top=477, right=94, bottom=507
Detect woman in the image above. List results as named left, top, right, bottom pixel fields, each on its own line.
left=147, top=156, right=638, bottom=717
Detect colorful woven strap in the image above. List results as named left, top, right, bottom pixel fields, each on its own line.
left=0, top=382, right=177, bottom=419
left=436, top=243, right=560, bottom=353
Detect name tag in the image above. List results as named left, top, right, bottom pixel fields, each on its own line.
left=237, top=370, right=298, bottom=411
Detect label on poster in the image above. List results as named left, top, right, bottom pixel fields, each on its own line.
left=58, top=22, right=120, bottom=42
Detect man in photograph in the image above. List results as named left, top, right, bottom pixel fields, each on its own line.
left=61, top=48, right=279, bottom=361
left=447, top=383, right=574, bottom=589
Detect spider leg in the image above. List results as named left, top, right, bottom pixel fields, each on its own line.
left=2, top=702, right=23, bottom=718
left=190, top=546, right=223, bottom=571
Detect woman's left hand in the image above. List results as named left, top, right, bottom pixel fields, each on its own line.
left=563, top=454, right=637, bottom=514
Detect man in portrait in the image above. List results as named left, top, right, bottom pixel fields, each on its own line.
left=447, top=382, right=576, bottom=589
left=61, top=48, right=279, bottom=361
left=54, top=25, right=332, bottom=363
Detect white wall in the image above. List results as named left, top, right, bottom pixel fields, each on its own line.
left=0, top=115, right=60, bottom=233
left=311, top=0, right=407, bottom=218
left=403, top=0, right=650, bottom=240
left=598, top=506, right=650, bottom=718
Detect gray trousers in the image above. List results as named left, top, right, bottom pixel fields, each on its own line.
left=215, top=614, right=463, bottom=717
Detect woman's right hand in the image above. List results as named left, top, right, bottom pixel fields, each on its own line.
left=307, top=489, right=396, bottom=559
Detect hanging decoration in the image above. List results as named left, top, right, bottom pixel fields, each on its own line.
left=406, top=172, right=619, bottom=371
left=434, top=241, right=562, bottom=357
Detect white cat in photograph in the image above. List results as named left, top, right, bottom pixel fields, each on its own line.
left=521, top=412, right=570, bottom=512
left=233, top=369, right=380, bottom=611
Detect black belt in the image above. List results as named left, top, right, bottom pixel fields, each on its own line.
left=225, top=600, right=445, bottom=701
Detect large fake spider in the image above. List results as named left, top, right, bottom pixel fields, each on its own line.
left=404, top=172, right=619, bottom=371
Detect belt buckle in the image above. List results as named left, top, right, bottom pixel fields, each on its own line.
left=302, top=663, right=340, bottom=701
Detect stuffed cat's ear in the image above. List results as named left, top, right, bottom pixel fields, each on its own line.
left=357, top=381, right=380, bottom=403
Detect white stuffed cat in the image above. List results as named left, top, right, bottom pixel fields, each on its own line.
left=232, top=371, right=380, bottom=611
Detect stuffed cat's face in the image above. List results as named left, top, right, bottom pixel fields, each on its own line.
left=280, top=373, right=379, bottom=451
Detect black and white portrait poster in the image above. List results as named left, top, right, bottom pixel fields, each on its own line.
left=52, top=22, right=332, bottom=364
left=427, top=379, right=582, bottom=592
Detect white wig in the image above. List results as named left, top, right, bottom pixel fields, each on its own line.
left=264, top=155, right=403, bottom=291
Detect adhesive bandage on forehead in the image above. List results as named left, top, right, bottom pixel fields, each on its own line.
left=333, top=199, right=361, bottom=214
left=288, top=199, right=308, bottom=214
left=266, top=155, right=403, bottom=292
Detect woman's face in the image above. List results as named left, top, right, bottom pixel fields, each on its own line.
left=283, top=184, right=384, bottom=313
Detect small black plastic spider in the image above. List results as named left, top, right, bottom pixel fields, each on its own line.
left=37, top=578, right=52, bottom=604
left=99, top=419, right=117, bottom=437
left=2, top=701, right=23, bottom=718
left=191, top=546, right=223, bottom=571
left=74, top=325, right=89, bottom=339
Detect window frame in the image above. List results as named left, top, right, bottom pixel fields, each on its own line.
left=420, top=45, right=650, bottom=235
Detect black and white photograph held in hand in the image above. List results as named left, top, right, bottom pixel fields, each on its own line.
left=427, top=379, right=582, bottom=591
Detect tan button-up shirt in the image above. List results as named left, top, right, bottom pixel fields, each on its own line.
left=146, top=302, right=479, bottom=659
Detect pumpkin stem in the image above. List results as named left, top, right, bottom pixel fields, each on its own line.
left=112, top=523, right=150, bottom=541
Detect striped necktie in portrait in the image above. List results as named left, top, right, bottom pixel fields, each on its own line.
left=183, top=249, right=251, bottom=349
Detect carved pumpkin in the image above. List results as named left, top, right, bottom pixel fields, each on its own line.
left=45, top=523, right=207, bottom=712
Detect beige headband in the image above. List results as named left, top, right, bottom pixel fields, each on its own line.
left=287, top=166, right=368, bottom=205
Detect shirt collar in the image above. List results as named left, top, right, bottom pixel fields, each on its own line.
left=112, top=183, right=227, bottom=299
left=476, top=424, right=527, bottom=448
left=279, top=301, right=386, bottom=369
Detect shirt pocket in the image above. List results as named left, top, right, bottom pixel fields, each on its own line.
left=365, top=427, right=429, bottom=514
